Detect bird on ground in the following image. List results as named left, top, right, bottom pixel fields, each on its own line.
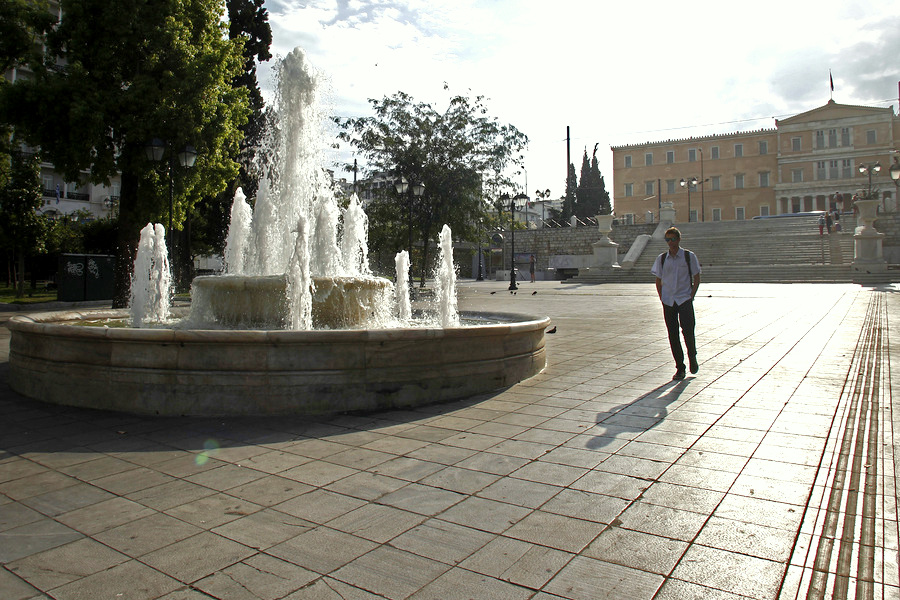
left=532, top=291, right=537, bottom=295
left=546, top=326, right=556, bottom=334
left=490, top=291, right=496, bottom=295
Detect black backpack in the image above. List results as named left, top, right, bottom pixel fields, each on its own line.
left=659, top=249, right=693, bottom=279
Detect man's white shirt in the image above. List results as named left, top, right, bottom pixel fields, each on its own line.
left=651, top=248, right=702, bottom=306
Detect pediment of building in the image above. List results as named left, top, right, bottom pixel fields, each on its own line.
left=776, top=100, right=892, bottom=126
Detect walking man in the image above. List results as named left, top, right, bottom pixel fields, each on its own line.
left=651, top=227, right=702, bottom=380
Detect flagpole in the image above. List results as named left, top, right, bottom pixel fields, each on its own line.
left=829, top=70, right=834, bottom=101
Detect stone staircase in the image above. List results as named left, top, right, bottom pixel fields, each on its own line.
left=567, top=215, right=896, bottom=285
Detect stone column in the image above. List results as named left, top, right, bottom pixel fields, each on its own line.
left=851, top=198, right=886, bottom=272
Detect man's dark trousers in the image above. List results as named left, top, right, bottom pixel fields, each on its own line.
left=663, top=300, right=696, bottom=371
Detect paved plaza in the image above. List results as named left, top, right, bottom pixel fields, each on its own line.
left=0, top=281, right=898, bottom=600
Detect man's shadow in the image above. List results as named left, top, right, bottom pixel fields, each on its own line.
left=585, top=379, right=690, bottom=449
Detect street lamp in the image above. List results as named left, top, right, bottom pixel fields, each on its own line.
left=145, top=138, right=197, bottom=284
left=679, top=177, right=698, bottom=222
left=890, top=157, right=900, bottom=188
left=857, top=162, right=881, bottom=199
left=534, top=189, right=551, bottom=228
left=505, top=192, right=529, bottom=291
left=395, top=176, right=425, bottom=277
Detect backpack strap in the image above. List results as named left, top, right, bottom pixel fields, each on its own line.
left=684, top=250, right=692, bottom=279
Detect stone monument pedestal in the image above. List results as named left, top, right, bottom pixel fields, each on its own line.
left=592, top=214, right=619, bottom=267
left=852, top=198, right=887, bottom=273
left=659, top=201, right=675, bottom=224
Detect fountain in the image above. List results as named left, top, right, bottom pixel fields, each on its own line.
left=6, top=47, right=548, bottom=416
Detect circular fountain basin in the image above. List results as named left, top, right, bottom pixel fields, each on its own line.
left=8, top=309, right=549, bottom=416
left=190, top=274, right=393, bottom=329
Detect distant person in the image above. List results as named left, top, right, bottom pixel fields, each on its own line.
left=651, top=227, right=702, bottom=380
left=825, top=212, right=833, bottom=233
left=833, top=211, right=841, bottom=232
left=818, top=214, right=825, bottom=235
left=529, top=254, right=536, bottom=283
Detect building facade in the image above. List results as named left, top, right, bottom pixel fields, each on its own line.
left=612, top=100, right=899, bottom=224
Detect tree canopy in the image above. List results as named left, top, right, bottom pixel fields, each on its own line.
left=0, top=0, right=250, bottom=303
left=575, top=143, right=612, bottom=218
left=334, top=88, right=527, bottom=281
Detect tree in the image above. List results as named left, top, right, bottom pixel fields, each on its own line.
left=575, top=144, right=611, bottom=218
left=0, top=0, right=56, bottom=74
left=0, top=148, right=45, bottom=296
left=561, top=163, right=577, bottom=223
left=335, top=88, right=527, bottom=284
left=190, top=0, right=272, bottom=270
left=0, top=0, right=249, bottom=305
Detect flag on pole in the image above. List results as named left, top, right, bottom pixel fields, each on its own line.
left=830, top=70, right=834, bottom=92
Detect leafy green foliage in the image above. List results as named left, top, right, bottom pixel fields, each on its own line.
left=335, top=88, right=527, bottom=281
left=0, top=0, right=251, bottom=303
left=575, top=143, right=612, bottom=218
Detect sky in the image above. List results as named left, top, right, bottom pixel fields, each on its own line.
left=258, top=0, right=900, bottom=204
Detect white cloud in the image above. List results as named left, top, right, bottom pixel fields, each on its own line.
left=261, top=0, right=900, bottom=200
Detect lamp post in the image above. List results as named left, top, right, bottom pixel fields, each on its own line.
left=679, top=177, right=698, bottom=222
left=506, top=192, right=529, bottom=291
left=395, top=176, right=425, bottom=277
left=145, top=138, right=197, bottom=285
left=858, top=162, right=881, bottom=198
left=534, top=189, right=551, bottom=228
left=890, top=157, right=900, bottom=189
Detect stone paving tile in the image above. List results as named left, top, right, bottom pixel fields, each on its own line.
left=162, top=492, right=263, bottom=529
left=47, top=559, right=184, bottom=600
left=543, top=554, right=665, bottom=600
left=669, top=543, right=784, bottom=599
left=93, top=512, right=204, bottom=557
left=272, top=488, right=367, bottom=524
left=140, top=531, right=256, bottom=584
left=389, top=518, right=494, bottom=565
left=0, top=566, right=47, bottom=600
left=6, top=538, right=128, bottom=591
left=331, top=545, right=450, bottom=599
left=124, top=478, right=218, bottom=511
left=407, top=566, right=535, bottom=600
left=583, top=526, right=689, bottom=575
left=324, top=470, right=408, bottom=501
left=267, top=526, right=379, bottom=575
left=193, top=553, right=318, bottom=599
left=459, top=535, right=572, bottom=590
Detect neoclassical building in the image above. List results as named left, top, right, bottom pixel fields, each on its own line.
left=612, top=100, right=899, bottom=223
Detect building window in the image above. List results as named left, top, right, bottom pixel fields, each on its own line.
left=42, top=176, right=53, bottom=193
left=816, top=161, right=826, bottom=180
left=792, top=168, right=803, bottom=183
left=734, top=144, right=743, bottom=158
left=816, top=130, right=825, bottom=149
left=711, top=175, right=720, bottom=191
left=760, top=205, right=770, bottom=217
left=624, top=155, right=632, bottom=168
left=712, top=208, right=722, bottom=221
left=759, top=172, right=769, bottom=187
left=866, top=130, right=876, bottom=144
left=841, top=127, right=850, bottom=146
left=759, top=141, right=768, bottom=155
left=688, top=149, right=696, bottom=162
left=829, top=160, right=839, bottom=179
left=623, top=213, right=634, bottom=225
left=666, top=179, right=676, bottom=194
left=792, top=137, right=801, bottom=151
left=645, top=152, right=653, bottom=166
left=645, top=181, right=654, bottom=196
left=624, top=183, right=633, bottom=197
left=828, top=129, right=837, bottom=147
left=709, top=146, right=718, bottom=159
left=735, top=174, right=744, bottom=189
left=666, top=151, right=674, bottom=164
left=736, top=207, right=745, bottom=220
left=689, top=210, right=698, bottom=223
left=842, top=159, right=852, bottom=178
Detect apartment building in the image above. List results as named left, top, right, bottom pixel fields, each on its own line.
left=612, top=99, right=899, bottom=224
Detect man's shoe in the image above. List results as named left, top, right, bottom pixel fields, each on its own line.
left=689, top=356, right=699, bottom=374
left=673, top=369, right=686, bottom=381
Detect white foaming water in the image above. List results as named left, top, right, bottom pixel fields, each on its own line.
left=223, top=188, right=252, bottom=274
left=433, top=224, right=459, bottom=327
left=208, top=47, right=457, bottom=330
left=129, top=223, right=171, bottom=327
left=394, top=250, right=411, bottom=321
